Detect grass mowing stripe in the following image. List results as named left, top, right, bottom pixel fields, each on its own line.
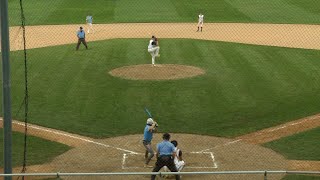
left=8, top=0, right=320, bottom=25
left=115, top=0, right=179, bottom=23
left=263, top=127, right=320, bottom=160
left=8, top=0, right=116, bottom=26
left=3, top=39, right=320, bottom=138
left=287, top=0, right=320, bottom=14
left=225, top=0, right=319, bottom=24
left=0, top=129, right=71, bottom=167
left=170, top=0, right=252, bottom=22
left=282, top=175, right=320, bottom=180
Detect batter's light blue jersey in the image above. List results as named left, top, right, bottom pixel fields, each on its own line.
left=86, top=16, right=93, bottom=23
left=157, top=140, right=175, bottom=156
left=143, top=125, right=153, bottom=142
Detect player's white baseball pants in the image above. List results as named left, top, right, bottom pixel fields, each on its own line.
left=148, top=46, right=160, bottom=65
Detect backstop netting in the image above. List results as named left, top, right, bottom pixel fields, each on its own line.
left=1, top=0, right=320, bottom=179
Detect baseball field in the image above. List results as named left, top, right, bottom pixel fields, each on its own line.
left=1, top=0, right=320, bottom=179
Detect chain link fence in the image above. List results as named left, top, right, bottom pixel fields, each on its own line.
left=1, top=0, right=320, bottom=179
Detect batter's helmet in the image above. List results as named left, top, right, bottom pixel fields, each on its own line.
left=147, top=118, right=154, bottom=125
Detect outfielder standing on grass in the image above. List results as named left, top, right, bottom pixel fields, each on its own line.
left=197, top=12, right=204, bottom=32
left=86, top=14, right=94, bottom=34
left=76, top=27, right=88, bottom=50
left=147, top=35, right=160, bottom=66
left=143, top=118, right=158, bottom=168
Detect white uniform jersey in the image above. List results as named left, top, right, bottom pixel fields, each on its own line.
left=148, top=39, right=154, bottom=49
left=174, top=147, right=185, bottom=171
left=198, top=14, right=204, bottom=22
left=174, top=147, right=180, bottom=163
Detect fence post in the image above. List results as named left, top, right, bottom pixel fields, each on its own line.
left=264, top=171, right=267, bottom=180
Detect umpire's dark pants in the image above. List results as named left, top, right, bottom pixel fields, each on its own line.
left=76, top=38, right=88, bottom=50
left=151, top=155, right=180, bottom=180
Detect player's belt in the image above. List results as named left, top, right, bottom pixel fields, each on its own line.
left=159, top=155, right=172, bottom=157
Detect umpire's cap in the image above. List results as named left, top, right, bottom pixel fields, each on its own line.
left=163, top=133, right=171, bottom=140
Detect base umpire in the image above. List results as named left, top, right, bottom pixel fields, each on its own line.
left=151, top=133, right=180, bottom=180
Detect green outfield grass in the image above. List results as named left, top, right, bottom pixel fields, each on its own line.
left=0, top=129, right=71, bottom=167
left=263, top=127, right=320, bottom=160
left=3, top=39, right=320, bottom=138
left=282, top=175, right=320, bottom=180
left=8, top=0, right=320, bottom=26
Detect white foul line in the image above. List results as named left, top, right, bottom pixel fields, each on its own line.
left=196, top=118, right=313, bottom=153
left=197, top=139, right=242, bottom=153
left=268, top=125, right=287, bottom=132
left=9, top=120, right=139, bottom=154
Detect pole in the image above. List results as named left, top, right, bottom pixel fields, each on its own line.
left=1, top=0, right=13, bottom=178
left=264, top=171, right=267, bottom=180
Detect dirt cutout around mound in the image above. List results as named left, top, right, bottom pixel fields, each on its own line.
left=109, top=64, right=205, bottom=80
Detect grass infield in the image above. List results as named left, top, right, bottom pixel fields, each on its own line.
left=263, top=127, right=320, bottom=161
left=3, top=39, right=320, bottom=138
left=8, top=0, right=320, bottom=25
left=0, top=129, right=71, bottom=167
left=282, top=174, right=320, bottom=180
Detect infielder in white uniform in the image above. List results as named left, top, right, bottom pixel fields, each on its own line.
left=86, top=15, right=94, bottom=33
left=197, top=13, right=204, bottom=32
left=162, top=140, right=185, bottom=178
left=147, top=36, right=160, bottom=66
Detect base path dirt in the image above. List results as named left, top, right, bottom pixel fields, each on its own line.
left=235, top=113, right=320, bottom=144
left=9, top=23, right=320, bottom=51
left=288, top=160, right=320, bottom=171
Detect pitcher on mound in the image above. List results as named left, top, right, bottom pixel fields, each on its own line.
left=147, top=35, right=160, bottom=66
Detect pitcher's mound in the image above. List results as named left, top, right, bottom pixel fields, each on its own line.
left=109, top=64, right=205, bottom=80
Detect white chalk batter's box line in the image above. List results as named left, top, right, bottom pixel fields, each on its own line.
left=122, top=152, right=218, bottom=169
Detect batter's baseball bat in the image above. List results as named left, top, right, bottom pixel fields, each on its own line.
left=144, top=107, right=159, bottom=127
left=144, top=107, right=153, bottom=118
